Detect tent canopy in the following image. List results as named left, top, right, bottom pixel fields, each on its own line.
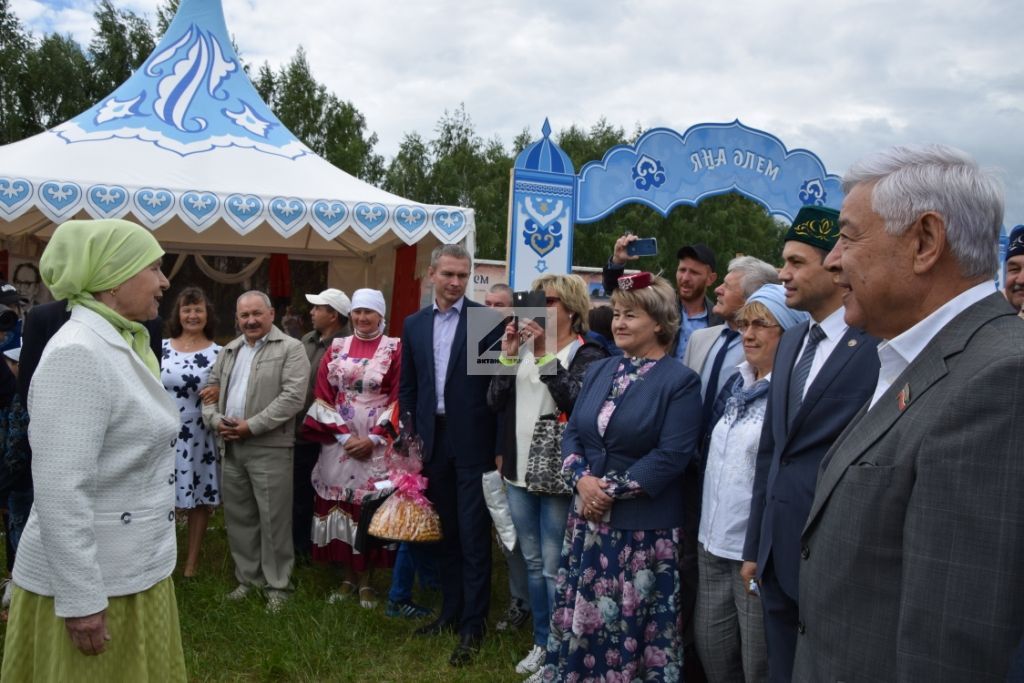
left=0, top=0, right=473, bottom=259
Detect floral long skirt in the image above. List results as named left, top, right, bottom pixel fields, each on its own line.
left=537, top=511, right=684, bottom=683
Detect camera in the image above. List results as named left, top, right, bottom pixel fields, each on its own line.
left=511, top=290, right=547, bottom=331
left=0, top=304, right=18, bottom=332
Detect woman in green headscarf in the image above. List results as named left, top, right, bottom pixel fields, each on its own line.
left=2, top=219, right=187, bottom=681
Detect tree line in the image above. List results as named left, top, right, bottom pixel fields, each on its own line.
left=0, top=0, right=785, bottom=271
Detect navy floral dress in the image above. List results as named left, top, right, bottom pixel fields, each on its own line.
left=161, top=340, right=222, bottom=508
left=538, top=358, right=684, bottom=682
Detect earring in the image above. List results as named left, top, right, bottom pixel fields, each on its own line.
left=109, top=288, right=118, bottom=297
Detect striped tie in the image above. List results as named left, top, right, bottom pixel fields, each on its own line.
left=787, top=324, right=826, bottom=427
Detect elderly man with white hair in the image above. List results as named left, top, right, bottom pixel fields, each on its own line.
left=794, top=144, right=1024, bottom=681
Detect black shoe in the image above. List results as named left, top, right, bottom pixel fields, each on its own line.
left=448, top=633, right=483, bottom=667
left=415, top=617, right=457, bottom=636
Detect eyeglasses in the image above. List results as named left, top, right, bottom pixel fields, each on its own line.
left=736, top=318, right=779, bottom=331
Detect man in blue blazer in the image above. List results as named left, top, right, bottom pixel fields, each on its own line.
left=741, top=206, right=880, bottom=682
left=399, top=244, right=501, bottom=667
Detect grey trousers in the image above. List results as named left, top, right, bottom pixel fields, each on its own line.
left=695, top=543, right=768, bottom=683
left=222, top=443, right=295, bottom=592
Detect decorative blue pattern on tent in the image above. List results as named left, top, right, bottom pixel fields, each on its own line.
left=54, top=0, right=305, bottom=159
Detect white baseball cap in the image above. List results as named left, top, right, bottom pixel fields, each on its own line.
left=305, top=288, right=352, bottom=317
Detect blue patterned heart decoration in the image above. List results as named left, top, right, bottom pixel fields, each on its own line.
left=0, top=178, right=33, bottom=218
left=133, top=188, right=175, bottom=224
left=311, top=200, right=349, bottom=236
left=86, top=185, right=129, bottom=217
left=180, top=191, right=219, bottom=228
left=395, top=206, right=428, bottom=235
left=225, top=193, right=264, bottom=232
left=39, top=181, right=81, bottom=218
left=433, top=209, right=466, bottom=235
left=268, top=197, right=307, bottom=234
left=354, top=203, right=388, bottom=235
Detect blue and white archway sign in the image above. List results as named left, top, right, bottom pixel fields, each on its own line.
left=507, top=119, right=842, bottom=289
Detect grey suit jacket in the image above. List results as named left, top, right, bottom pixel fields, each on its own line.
left=794, top=292, right=1024, bottom=682
left=682, top=323, right=725, bottom=374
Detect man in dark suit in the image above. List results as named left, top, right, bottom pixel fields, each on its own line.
left=399, top=244, right=500, bottom=667
left=603, top=236, right=723, bottom=360
left=19, top=298, right=163, bottom=402
left=741, top=206, right=880, bottom=682
left=794, top=144, right=1024, bottom=681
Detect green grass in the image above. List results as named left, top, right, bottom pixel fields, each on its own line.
left=1, top=512, right=535, bottom=682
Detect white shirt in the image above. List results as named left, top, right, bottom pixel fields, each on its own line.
left=795, top=306, right=848, bottom=400
left=225, top=335, right=267, bottom=418
left=698, top=362, right=770, bottom=561
left=869, top=281, right=994, bottom=409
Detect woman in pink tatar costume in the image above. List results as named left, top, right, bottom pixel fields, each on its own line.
left=301, top=288, right=399, bottom=608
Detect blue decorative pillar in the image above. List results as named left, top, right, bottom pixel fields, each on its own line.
left=506, top=119, right=576, bottom=289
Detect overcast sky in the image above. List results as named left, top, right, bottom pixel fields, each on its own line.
left=12, top=0, right=1024, bottom=226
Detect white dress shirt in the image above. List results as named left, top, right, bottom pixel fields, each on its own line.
left=869, top=281, right=994, bottom=408
left=225, top=335, right=267, bottom=418
left=795, top=306, right=848, bottom=400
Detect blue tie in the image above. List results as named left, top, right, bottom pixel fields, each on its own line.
left=788, top=324, right=826, bottom=427
left=701, top=328, right=740, bottom=427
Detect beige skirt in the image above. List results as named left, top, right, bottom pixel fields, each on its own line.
left=1, top=577, right=185, bottom=681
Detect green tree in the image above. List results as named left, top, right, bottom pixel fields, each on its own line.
left=89, top=0, right=155, bottom=98
left=155, top=0, right=180, bottom=37
left=267, top=47, right=383, bottom=183
left=23, top=33, right=94, bottom=132
left=0, top=0, right=31, bottom=144
left=382, top=132, right=432, bottom=201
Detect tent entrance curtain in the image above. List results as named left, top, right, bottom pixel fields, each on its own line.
left=167, top=253, right=266, bottom=284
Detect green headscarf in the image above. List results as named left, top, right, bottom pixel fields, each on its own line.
left=39, top=219, right=165, bottom=378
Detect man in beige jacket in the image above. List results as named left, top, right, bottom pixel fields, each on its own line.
left=203, top=291, right=309, bottom=612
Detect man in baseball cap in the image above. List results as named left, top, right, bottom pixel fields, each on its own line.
left=293, top=288, right=352, bottom=561
left=603, top=238, right=723, bottom=360
left=1004, top=225, right=1024, bottom=315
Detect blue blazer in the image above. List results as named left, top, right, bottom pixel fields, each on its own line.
left=743, top=320, right=879, bottom=598
left=563, top=355, right=702, bottom=530
left=399, top=300, right=500, bottom=467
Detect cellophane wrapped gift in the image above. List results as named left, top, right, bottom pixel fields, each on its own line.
left=367, top=406, right=443, bottom=542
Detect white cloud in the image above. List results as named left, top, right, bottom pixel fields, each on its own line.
left=11, top=0, right=1024, bottom=224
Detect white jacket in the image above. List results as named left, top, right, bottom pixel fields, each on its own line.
left=13, top=306, right=180, bottom=618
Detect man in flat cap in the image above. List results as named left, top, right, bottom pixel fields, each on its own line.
left=794, top=144, right=1024, bottom=681
left=1005, top=225, right=1024, bottom=317
left=741, top=205, right=880, bottom=682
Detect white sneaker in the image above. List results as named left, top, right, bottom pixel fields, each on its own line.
left=226, top=584, right=253, bottom=601
left=523, top=668, right=545, bottom=683
left=515, top=644, right=546, bottom=675
left=1, top=579, right=12, bottom=608
left=265, top=590, right=288, bottom=613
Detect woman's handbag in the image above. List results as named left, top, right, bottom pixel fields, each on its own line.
left=524, top=413, right=571, bottom=495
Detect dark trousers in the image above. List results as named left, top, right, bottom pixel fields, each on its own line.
left=292, top=441, right=319, bottom=560
left=423, top=419, right=492, bottom=638
left=759, top=557, right=799, bottom=683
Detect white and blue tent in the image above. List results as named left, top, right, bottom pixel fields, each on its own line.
left=0, top=0, right=473, bottom=296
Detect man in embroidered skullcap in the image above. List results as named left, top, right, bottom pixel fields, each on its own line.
left=794, top=145, right=1024, bottom=681
left=1004, top=225, right=1024, bottom=315
left=741, top=204, right=880, bottom=682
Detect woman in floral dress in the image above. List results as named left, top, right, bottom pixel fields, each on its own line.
left=532, top=273, right=702, bottom=683
left=162, top=286, right=221, bottom=577
left=301, top=288, right=398, bottom=608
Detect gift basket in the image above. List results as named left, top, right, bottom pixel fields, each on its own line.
left=366, top=405, right=443, bottom=543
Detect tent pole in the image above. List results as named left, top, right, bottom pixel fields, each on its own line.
left=465, top=224, right=477, bottom=302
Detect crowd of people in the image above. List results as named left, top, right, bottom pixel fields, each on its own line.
left=0, top=142, right=1022, bottom=682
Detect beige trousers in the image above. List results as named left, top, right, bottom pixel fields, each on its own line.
left=222, top=443, right=295, bottom=591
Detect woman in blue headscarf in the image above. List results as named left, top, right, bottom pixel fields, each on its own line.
left=1, top=219, right=186, bottom=681
left=694, top=283, right=808, bottom=683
